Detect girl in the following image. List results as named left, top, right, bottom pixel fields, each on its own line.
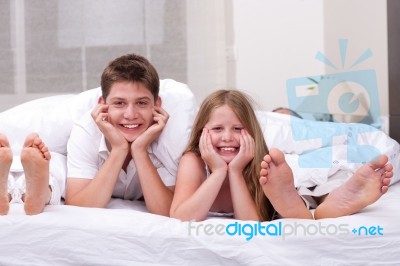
left=170, top=90, right=273, bottom=221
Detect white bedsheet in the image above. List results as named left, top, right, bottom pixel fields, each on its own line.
left=1, top=183, right=399, bottom=265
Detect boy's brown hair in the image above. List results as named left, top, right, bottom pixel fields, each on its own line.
left=101, top=53, right=160, bottom=101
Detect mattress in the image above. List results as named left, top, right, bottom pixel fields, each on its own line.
left=0, top=182, right=399, bottom=265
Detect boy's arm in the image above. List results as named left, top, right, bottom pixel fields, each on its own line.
left=66, top=105, right=129, bottom=207
left=133, top=151, right=174, bottom=216
left=66, top=146, right=128, bottom=207
left=131, top=106, right=172, bottom=216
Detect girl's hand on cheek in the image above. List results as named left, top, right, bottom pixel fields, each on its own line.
left=199, top=128, right=227, bottom=174
left=229, top=129, right=255, bottom=172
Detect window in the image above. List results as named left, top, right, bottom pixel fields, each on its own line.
left=1, top=0, right=197, bottom=111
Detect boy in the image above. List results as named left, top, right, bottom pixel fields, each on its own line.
left=0, top=133, right=65, bottom=215
left=66, top=53, right=175, bottom=216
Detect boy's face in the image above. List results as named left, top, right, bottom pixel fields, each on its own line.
left=102, top=81, right=160, bottom=143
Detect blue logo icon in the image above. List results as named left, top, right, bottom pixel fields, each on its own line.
left=286, top=39, right=381, bottom=168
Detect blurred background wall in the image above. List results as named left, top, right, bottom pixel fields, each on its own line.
left=0, top=0, right=388, bottom=131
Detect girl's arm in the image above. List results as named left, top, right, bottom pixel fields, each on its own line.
left=170, top=129, right=228, bottom=221
left=228, top=171, right=260, bottom=221
left=170, top=152, right=226, bottom=221
left=228, top=130, right=260, bottom=221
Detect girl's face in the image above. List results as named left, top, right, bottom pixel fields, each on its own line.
left=204, top=104, right=243, bottom=163
left=102, top=81, right=160, bottom=143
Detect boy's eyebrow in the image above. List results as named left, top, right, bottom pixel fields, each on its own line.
left=136, top=96, right=151, bottom=101
left=108, top=96, right=152, bottom=101
left=108, top=97, right=126, bottom=101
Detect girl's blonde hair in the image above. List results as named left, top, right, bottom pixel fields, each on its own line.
left=185, top=89, right=273, bottom=221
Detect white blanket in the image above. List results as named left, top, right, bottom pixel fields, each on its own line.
left=1, top=183, right=399, bottom=265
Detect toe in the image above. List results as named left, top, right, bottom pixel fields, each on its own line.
left=261, top=160, right=269, bottom=169
left=23, top=133, right=39, bottom=147
left=385, top=171, right=393, bottom=178
left=369, top=155, right=389, bottom=170
left=269, top=148, right=286, bottom=165
left=0, top=134, right=10, bottom=147
left=260, top=168, right=268, bottom=177
left=259, top=176, right=268, bottom=185
left=382, top=177, right=391, bottom=186
left=263, top=154, right=272, bottom=163
left=384, top=163, right=393, bottom=172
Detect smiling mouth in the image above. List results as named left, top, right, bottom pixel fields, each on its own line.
left=121, top=124, right=139, bottom=129
left=218, top=147, right=238, bottom=152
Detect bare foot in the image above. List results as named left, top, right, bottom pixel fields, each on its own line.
left=0, top=133, right=12, bottom=215
left=21, top=133, right=51, bottom=215
left=314, top=155, right=393, bottom=219
left=259, top=148, right=312, bottom=219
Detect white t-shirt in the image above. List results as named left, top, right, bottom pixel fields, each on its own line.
left=67, top=111, right=176, bottom=200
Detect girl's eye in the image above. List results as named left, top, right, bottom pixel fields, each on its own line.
left=212, top=127, right=223, bottom=131
left=234, top=127, right=243, bottom=131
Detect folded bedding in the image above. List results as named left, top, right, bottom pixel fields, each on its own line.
left=258, top=111, right=400, bottom=188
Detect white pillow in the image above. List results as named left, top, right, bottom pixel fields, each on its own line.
left=0, top=90, right=100, bottom=155
left=157, top=79, right=197, bottom=164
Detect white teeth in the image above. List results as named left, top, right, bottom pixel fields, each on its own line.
left=123, top=124, right=138, bottom=129
left=220, top=147, right=236, bottom=151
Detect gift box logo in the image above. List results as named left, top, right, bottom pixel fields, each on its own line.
left=286, top=39, right=381, bottom=168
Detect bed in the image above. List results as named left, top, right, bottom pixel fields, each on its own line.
left=0, top=184, right=399, bottom=266
left=0, top=80, right=399, bottom=266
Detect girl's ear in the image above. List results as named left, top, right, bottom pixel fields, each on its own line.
left=155, top=96, right=162, bottom=107
left=98, top=96, right=105, bottom=104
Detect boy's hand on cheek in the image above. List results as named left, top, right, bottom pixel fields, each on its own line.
left=229, top=129, right=255, bottom=173
left=91, top=104, right=129, bottom=152
left=131, top=106, right=169, bottom=156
